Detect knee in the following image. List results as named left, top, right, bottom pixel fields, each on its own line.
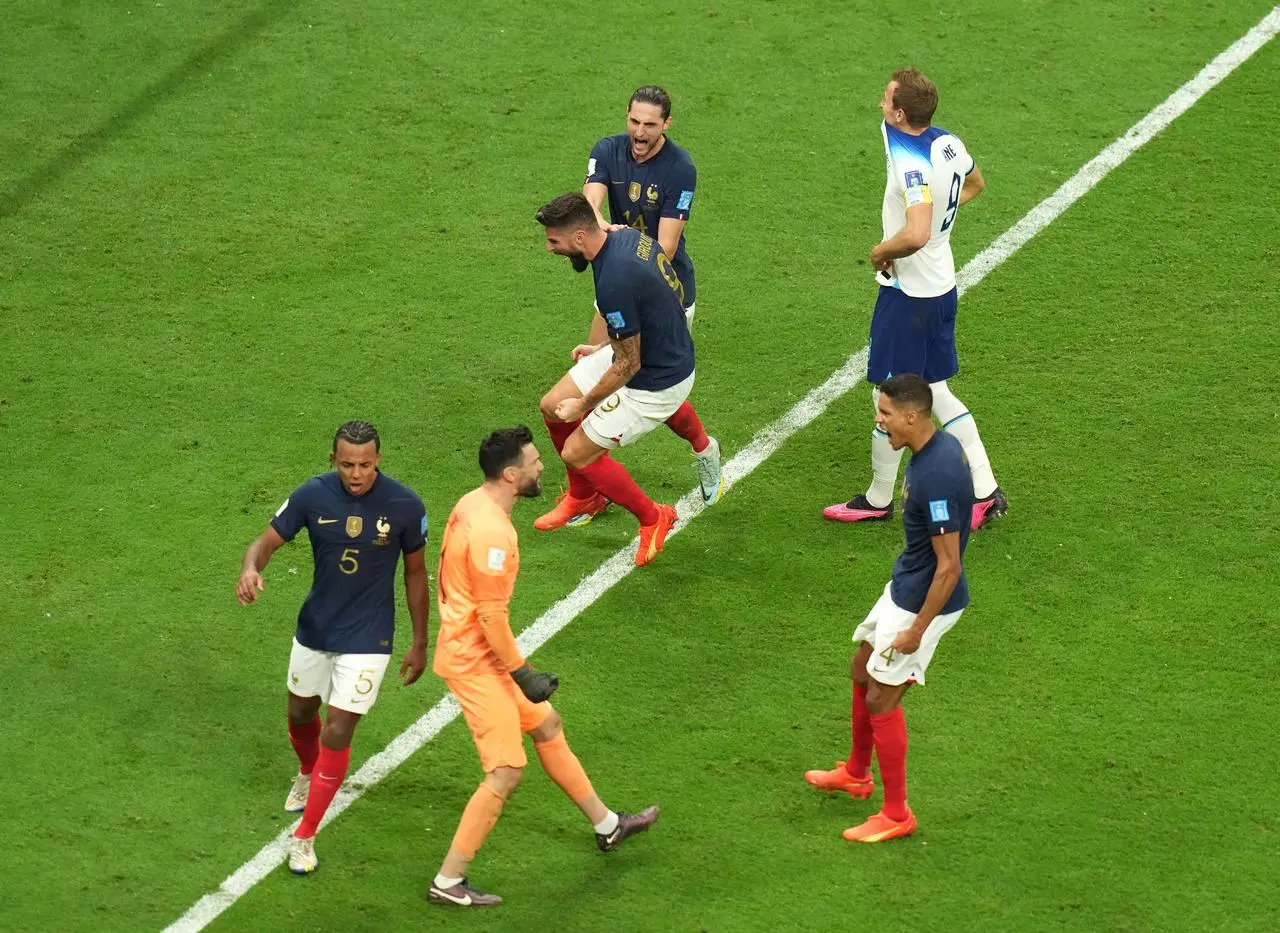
left=561, top=436, right=601, bottom=472
left=321, top=716, right=357, bottom=750
left=849, top=655, right=870, bottom=688
left=287, top=695, right=320, bottom=726
left=929, top=379, right=968, bottom=423
left=530, top=710, right=563, bottom=745
left=539, top=392, right=560, bottom=421
left=863, top=684, right=899, bottom=716
left=487, top=766, right=524, bottom=797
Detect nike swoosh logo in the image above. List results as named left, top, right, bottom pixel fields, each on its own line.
left=434, top=888, right=472, bottom=906
left=317, top=518, right=338, bottom=524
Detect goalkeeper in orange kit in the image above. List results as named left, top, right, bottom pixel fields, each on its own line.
left=427, top=426, right=659, bottom=908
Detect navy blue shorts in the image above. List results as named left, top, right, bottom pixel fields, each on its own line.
left=866, top=285, right=959, bottom=384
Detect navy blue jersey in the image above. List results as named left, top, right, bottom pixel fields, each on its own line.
left=271, top=471, right=427, bottom=654
left=586, top=133, right=697, bottom=306
left=592, top=227, right=695, bottom=392
left=890, top=431, right=974, bottom=614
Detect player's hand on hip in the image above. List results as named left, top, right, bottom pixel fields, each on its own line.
left=891, top=627, right=923, bottom=655
left=399, top=643, right=428, bottom=686
left=511, top=662, right=559, bottom=703
left=236, top=570, right=264, bottom=605
left=571, top=343, right=598, bottom=362
left=554, top=397, right=587, bottom=423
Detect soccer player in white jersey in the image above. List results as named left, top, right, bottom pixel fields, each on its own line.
left=824, top=68, right=1007, bottom=530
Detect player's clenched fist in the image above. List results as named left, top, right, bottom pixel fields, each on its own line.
left=510, top=662, right=559, bottom=703
left=553, top=397, right=587, bottom=423
left=237, top=570, right=265, bottom=605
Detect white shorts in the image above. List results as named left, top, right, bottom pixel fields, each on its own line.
left=571, top=302, right=696, bottom=393
left=286, top=638, right=391, bottom=714
left=582, top=371, right=695, bottom=449
left=852, top=582, right=963, bottom=686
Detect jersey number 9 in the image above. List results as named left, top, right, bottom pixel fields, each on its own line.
left=657, top=252, right=685, bottom=306
left=940, top=173, right=961, bottom=232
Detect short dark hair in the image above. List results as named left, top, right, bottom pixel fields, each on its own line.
left=629, top=85, right=672, bottom=120
left=891, top=68, right=938, bottom=127
left=334, top=420, right=380, bottom=452
left=879, top=374, right=933, bottom=415
left=479, top=426, right=534, bottom=480
left=535, top=192, right=598, bottom=233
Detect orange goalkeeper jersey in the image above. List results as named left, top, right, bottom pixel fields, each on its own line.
left=433, top=487, right=523, bottom=678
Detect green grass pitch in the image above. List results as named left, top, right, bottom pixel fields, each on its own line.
left=2, top=2, right=1278, bottom=931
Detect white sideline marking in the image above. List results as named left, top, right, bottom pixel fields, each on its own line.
left=164, top=9, right=1280, bottom=929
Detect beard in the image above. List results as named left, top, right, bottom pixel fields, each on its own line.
left=517, top=477, right=543, bottom=499
left=568, top=253, right=589, bottom=273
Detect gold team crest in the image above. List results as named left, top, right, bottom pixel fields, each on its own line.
left=627, top=181, right=641, bottom=202
left=346, top=515, right=363, bottom=538
left=645, top=184, right=659, bottom=204
left=373, top=517, right=391, bottom=547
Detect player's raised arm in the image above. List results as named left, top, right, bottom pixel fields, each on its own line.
left=237, top=525, right=287, bottom=605
left=959, top=162, right=986, bottom=207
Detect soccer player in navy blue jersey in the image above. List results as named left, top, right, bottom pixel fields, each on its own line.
left=536, top=86, right=723, bottom=532
left=534, top=192, right=702, bottom=566
left=235, top=420, right=430, bottom=874
left=804, top=375, right=974, bottom=843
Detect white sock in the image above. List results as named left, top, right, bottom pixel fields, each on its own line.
left=930, top=380, right=997, bottom=498
left=593, top=811, right=619, bottom=835
left=865, top=427, right=903, bottom=508
left=434, top=873, right=463, bottom=888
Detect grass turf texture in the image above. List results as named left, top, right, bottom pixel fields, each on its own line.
left=2, top=1, right=1277, bottom=930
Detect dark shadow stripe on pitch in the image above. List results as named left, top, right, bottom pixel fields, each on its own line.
left=0, top=0, right=295, bottom=219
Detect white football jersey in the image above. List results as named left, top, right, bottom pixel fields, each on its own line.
left=879, top=121, right=975, bottom=298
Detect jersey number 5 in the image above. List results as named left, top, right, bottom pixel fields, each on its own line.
left=940, top=173, right=961, bottom=232
left=338, top=547, right=359, bottom=575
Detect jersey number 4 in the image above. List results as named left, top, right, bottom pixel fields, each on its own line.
left=939, top=173, right=961, bottom=232
left=873, top=645, right=898, bottom=672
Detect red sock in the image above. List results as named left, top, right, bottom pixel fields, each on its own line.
left=295, top=744, right=351, bottom=838
left=665, top=401, right=709, bottom=453
left=545, top=418, right=596, bottom=499
left=578, top=455, right=658, bottom=524
left=847, top=684, right=873, bottom=779
left=870, top=708, right=909, bottom=822
left=288, top=715, right=322, bottom=775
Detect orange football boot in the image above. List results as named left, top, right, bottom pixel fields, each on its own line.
left=534, top=492, right=609, bottom=531
left=635, top=505, right=677, bottom=566
left=842, top=808, right=917, bottom=843
left=803, top=761, right=875, bottom=800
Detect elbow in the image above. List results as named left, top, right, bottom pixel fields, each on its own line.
left=939, top=561, right=962, bottom=585
left=907, top=230, right=931, bottom=251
